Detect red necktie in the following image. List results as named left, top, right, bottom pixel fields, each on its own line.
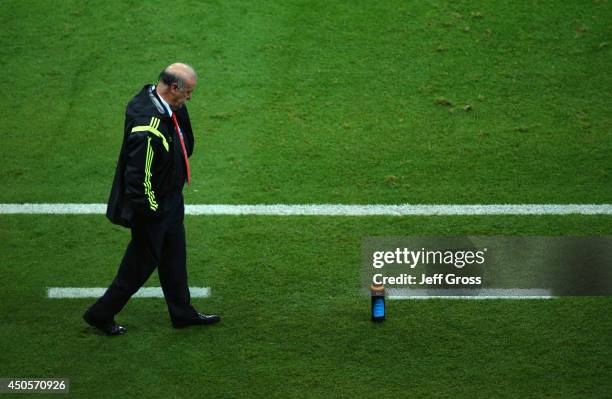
left=171, top=113, right=191, bottom=185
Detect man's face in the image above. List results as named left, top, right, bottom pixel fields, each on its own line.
left=170, top=78, right=196, bottom=110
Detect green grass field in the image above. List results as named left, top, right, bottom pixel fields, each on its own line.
left=1, top=0, right=611, bottom=397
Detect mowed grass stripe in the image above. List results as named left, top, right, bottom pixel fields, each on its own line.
left=3, top=215, right=612, bottom=398
left=2, top=203, right=612, bottom=215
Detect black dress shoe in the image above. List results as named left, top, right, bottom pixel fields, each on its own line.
left=172, top=313, right=221, bottom=329
left=83, top=311, right=127, bottom=336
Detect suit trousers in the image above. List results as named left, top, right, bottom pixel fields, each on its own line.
left=87, top=192, right=197, bottom=323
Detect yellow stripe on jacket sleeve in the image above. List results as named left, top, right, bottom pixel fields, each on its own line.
left=144, top=136, right=159, bottom=211
left=131, top=121, right=169, bottom=151
left=150, top=117, right=160, bottom=130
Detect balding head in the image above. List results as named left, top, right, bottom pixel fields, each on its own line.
left=159, top=63, right=197, bottom=89
left=156, top=63, right=198, bottom=110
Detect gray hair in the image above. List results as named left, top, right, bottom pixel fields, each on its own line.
left=158, top=63, right=197, bottom=90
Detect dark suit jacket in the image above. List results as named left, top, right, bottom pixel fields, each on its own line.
left=106, top=85, right=194, bottom=227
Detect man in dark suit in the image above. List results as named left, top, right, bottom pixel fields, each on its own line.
left=84, top=63, right=220, bottom=335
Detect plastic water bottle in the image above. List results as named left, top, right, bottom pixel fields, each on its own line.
left=370, top=284, right=385, bottom=322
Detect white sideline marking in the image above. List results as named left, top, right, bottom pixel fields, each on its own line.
left=47, top=287, right=210, bottom=298
left=2, top=203, right=612, bottom=215
left=387, top=288, right=554, bottom=300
